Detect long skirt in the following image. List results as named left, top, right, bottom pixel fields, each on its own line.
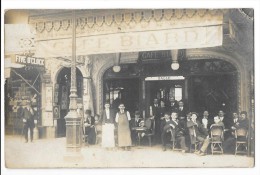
left=102, top=124, right=115, bottom=148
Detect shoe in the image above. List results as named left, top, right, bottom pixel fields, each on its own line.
left=162, top=147, right=166, bottom=151
left=194, top=150, right=200, bottom=155
left=25, top=140, right=28, bottom=143
left=199, top=152, right=206, bottom=156
left=181, top=150, right=186, bottom=153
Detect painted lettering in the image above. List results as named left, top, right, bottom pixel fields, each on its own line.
left=146, top=33, right=159, bottom=45
left=121, top=35, right=133, bottom=47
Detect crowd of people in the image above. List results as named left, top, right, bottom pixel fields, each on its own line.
left=82, top=99, right=251, bottom=156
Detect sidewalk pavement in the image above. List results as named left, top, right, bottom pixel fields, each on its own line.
left=4, top=135, right=254, bottom=168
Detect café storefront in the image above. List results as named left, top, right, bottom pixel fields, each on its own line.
left=5, top=9, right=253, bottom=143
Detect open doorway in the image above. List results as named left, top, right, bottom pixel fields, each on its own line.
left=56, top=67, right=83, bottom=137
left=146, top=80, right=185, bottom=113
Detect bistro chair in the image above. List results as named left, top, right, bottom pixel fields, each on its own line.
left=235, top=128, right=248, bottom=155
left=138, top=119, right=155, bottom=147
left=210, top=125, right=224, bottom=155
left=188, top=126, right=200, bottom=153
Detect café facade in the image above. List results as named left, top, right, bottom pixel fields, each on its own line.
left=5, top=9, right=254, bottom=141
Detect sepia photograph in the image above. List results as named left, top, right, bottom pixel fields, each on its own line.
left=2, top=1, right=258, bottom=172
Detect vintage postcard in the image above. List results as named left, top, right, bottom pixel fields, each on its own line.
left=3, top=7, right=255, bottom=169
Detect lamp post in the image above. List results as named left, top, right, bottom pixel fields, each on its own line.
left=64, top=10, right=83, bottom=161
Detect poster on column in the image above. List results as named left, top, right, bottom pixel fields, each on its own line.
left=45, top=86, right=53, bottom=111
left=61, top=86, right=68, bottom=110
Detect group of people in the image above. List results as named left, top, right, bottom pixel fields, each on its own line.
left=82, top=99, right=250, bottom=156
left=150, top=98, right=250, bottom=155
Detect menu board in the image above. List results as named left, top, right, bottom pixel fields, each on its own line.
left=45, top=86, right=53, bottom=111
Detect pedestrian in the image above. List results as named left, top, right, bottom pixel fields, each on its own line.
left=101, top=102, right=115, bottom=150
left=83, top=109, right=96, bottom=145
left=115, top=103, right=132, bottom=150
left=22, top=100, right=37, bottom=143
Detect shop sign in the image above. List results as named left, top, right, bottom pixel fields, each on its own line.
left=35, top=25, right=223, bottom=57
left=145, top=76, right=185, bottom=81
left=15, top=55, right=45, bottom=67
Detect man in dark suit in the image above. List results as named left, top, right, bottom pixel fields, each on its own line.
left=223, top=111, right=249, bottom=154
left=187, top=112, right=209, bottom=156
left=177, top=100, right=186, bottom=120
left=160, top=112, right=175, bottom=151
left=22, top=101, right=36, bottom=143
left=150, top=99, right=163, bottom=144
left=171, top=111, right=187, bottom=153
left=130, top=111, right=142, bottom=145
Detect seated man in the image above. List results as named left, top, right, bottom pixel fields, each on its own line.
left=138, top=116, right=153, bottom=139
left=171, top=111, right=188, bottom=153
left=160, top=112, right=175, bottom=151
left=223, top=111, right=249, bottom=154
left=130, top=111, right=143, bottom=145
left=187, top=112, right=209, bottom=156
left=193, top=115, right=224, bottom=156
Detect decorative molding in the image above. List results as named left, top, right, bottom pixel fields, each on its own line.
left=29, top=9, right=225, bottom=41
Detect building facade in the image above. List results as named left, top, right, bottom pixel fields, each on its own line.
left=5, top=9, right=254, bottom=146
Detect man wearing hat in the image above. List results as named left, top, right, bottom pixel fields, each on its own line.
left=160, top=111, right=175, bottom=151
left=187, top=112, right=209, bottom=155
left=22, top=101, right=37, bottom=143
left=83, top=109, right=96, bottom=145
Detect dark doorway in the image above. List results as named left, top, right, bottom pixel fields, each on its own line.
left=56, top=67, right=83, bottom=137
left=103, top=78, right=140, bottom=117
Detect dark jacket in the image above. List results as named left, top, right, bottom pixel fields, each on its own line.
left=101, top=108, right=115, bottom=125
left=187, top=120, right=208, bottom=143
left=22, top=107, right=35, bottom=127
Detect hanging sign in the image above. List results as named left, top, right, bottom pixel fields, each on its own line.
left=145, top=76, right=185, bottom=81
left=15, top=55, right=45, bottom=67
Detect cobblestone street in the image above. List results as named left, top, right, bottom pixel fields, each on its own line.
left=4, top=136, right=254, bottom=168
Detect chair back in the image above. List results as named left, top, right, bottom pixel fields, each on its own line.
left=235, top=128, right=248, bottom=138
left=210, top=125, right=224, bottom=141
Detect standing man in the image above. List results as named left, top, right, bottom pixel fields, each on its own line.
left=150, top=98, right=162, bottom=144
left=22, top=101, right=37, bottom=143
left=177, top=100, right=186, bottom=120
left=201, top=110, right=211, bottom=130
left=115, top=103, right=132, bottom=150
left=101, top=102, right=115, bottom=149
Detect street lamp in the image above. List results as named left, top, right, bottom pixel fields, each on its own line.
left=64, top=10, right=83, bottom=161
left=171, top=50, right=180, bottom=70
left=113, top=52, right=121, bottom=73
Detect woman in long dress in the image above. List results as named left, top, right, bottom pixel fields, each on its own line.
left=84, top=109, right=96, bottom=145
left=115, top=103, right=132, bottom=150
left=101, top=102, right=115, bottom=149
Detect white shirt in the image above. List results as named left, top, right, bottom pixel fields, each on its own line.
left=105, top=109, right=110, bottom=119
left=115, top=111, right=131, bottom=123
